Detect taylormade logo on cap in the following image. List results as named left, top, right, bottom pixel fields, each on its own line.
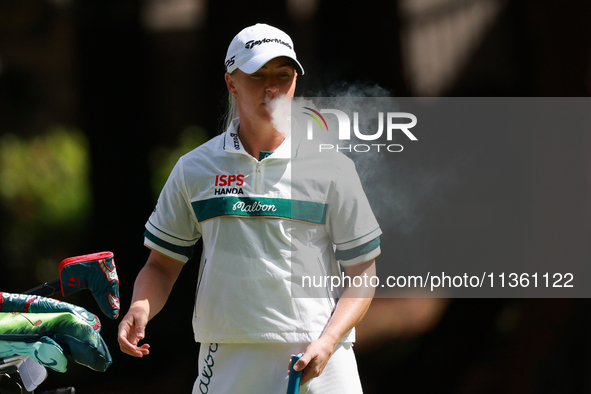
left=244, top=38, right=292, bottom=50
left=225, top=23, right=304, bottom=75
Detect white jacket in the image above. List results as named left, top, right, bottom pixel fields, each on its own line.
left=145, top=120, right=381, bottom=344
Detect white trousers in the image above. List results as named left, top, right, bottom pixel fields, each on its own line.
left=193, top=342, right=363, bottom=394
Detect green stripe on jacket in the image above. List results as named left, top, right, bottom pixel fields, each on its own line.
left=335, top=237, right=381, bottom=261
left=144, top=229, right=195, bottom=259
left=192, top=197, right=327, bottom=224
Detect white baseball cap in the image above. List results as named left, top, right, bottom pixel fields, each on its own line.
left=224, top=23, right=304, bottom=75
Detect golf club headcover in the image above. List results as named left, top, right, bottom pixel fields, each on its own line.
left=59, top=252, right=120, bottom=319
left=0, top=311, right=112, bottom=372
left=0, top=292, right=100, bottom=331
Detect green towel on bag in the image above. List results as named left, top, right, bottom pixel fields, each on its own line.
left=0, top=335, right=68, bottom=372
left=0, top=310, right=111, bottom=372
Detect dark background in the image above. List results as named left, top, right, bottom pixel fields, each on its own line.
left=0, top=0, right=590, bottom=393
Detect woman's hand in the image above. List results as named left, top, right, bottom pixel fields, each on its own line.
left=292, top=336, right=336, bottom=385
left=117, top=250, right=184, bottom=357
left=118, top=302, right=151, bottom=357
left=291, top=259, right=377, bottom=385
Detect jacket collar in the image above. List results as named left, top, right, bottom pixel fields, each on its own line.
left=222, top=118, right=294, bottom=159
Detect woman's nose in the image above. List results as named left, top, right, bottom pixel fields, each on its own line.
left=266, top=75, right=279, bottom=93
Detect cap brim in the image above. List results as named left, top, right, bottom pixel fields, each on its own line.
left=239, top=52, right=305, bottom=76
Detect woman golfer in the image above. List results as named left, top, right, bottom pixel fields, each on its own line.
left=118, top=23, right=381, bottom=394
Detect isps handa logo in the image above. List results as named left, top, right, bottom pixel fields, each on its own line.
left=214, top=174, right=245, bottom=195
left=301, top=106, right=417, bottom=153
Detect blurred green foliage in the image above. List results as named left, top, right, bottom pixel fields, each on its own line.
left=0, top=127, right=92, bottom=226
left=148, top=125, right=209, bottom=201
left=0, top=127, right=92, bottom=286
left=0, top=125, right=208, bottom=287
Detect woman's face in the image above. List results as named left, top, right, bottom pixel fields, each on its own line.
left=226, top=56, right=297, bottom=124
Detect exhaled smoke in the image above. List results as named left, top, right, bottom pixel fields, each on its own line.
left=267, top=93, right=291, bottom=135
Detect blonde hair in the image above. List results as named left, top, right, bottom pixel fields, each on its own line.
left=222, top=91, right=238, bottom=133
